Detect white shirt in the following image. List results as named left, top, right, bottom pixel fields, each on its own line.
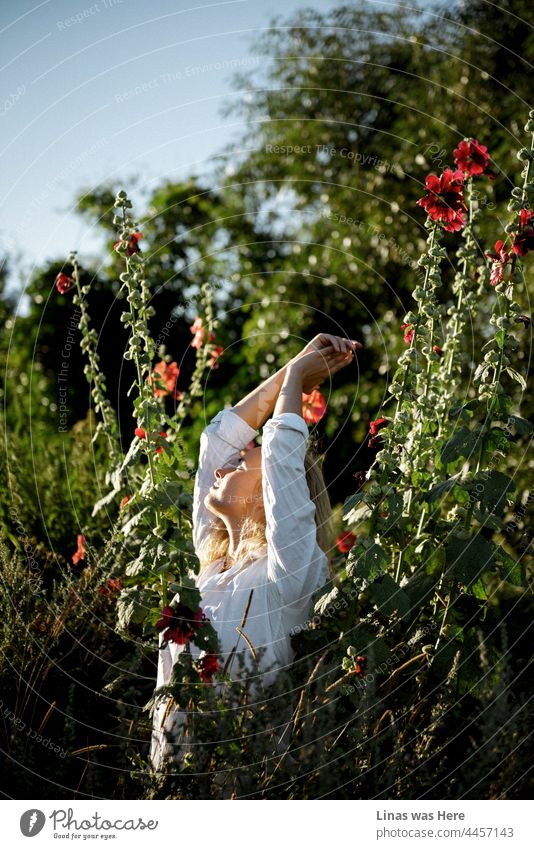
left=149, top=407, right=329, bottom=770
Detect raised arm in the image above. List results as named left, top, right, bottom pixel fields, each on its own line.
left=231, top=333, right=361, bottom=429
left=261, top=408, right=327, bottom=607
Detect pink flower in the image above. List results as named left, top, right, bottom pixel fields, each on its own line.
left=72, top=534, right=86, bottom=565
left=401, top=323, right=414, bottom=344
left=302, top=389, right=327, bottom=424
left=190, top=316, right=216, bottom=350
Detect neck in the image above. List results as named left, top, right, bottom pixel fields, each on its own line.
left=224, top=516, right=246, bottom=563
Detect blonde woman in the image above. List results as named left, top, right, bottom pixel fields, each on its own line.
left=149, top=333, right=362, bottom=771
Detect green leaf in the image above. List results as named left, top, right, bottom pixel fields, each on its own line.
left=493, top=544, right=525, bottom=587
left=425, top=474, right=462, bottom=502
left=495, top=329, right=505, bottom=350
left=473, top=470, right=516, bottom=515
left=484, top=427, right=510, bottom=455
left=504, top=366, right=527, bottom=390
left=347, top=542, right=388, bottom=582
left=440, top=427, right=479, bottom=465
left=342, top=491, right=366, bottom=521
left=445, top=531, right=497, bottom=586
left=369, top=574, right=410, bottom=618
left=508, top=415, right=533, bottom=436
left=92, top=487, right=121, bottom=516
left=401, top=571, right=437, bottom=611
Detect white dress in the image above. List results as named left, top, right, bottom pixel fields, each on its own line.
left=149, top=407, right=329, bottom=771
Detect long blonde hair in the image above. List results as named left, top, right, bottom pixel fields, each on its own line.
left=196, top=442, right=335, bottom=579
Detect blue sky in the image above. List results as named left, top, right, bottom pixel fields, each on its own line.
left=1, top=0, right=345, bottom=303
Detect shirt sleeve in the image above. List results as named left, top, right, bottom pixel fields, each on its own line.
left=261, top=411, right=329, bottom=608
left=192, top=407, right=259, bottom=552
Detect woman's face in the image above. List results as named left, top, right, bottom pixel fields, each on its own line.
left=204, top=446, right=264, bottom=521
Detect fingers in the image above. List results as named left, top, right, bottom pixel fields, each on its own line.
left=318, top=334, right=363, bottom=354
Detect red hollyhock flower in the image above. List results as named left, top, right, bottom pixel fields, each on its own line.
left=433, top=345, right=444, bottom=357
left=416, top=168, right=467, bottom=232
left=401, top=323, right=414, bottom=344
left=134, top=427, right=146, bottom=439
left=302, top=388, right=327, bottom=424
left=209, top=345, right=224, bottom=369
left=336, top=530, right=357, bottom=553
left=353, top=655, right=367, bottom=675
left=114, top=231, right=142, bottom=256
left=368, top=435, right=384, bottom=450
left=485, top=240, right=513, bottom=286
left=150, top=360, right=182, bottom=400
left=512, top=209, right=534, bottom=257
left=98, top=577, right=123, bottom=596
left=119, top=496, right=130, bottom=509
left=55, top=272, right=74, bottom=295
left=72, top=534, right=86, bottom=565
left=369, top=416, right=390, bottom=435
left=155, top=602, right=206, bottom=645
left=155, top=431, right=168, bottom=455
left=198, top=651, right=220, bottom=683
left=453, top=138, right=494, bottom=178
left=516, top=315, right=531, bottom=329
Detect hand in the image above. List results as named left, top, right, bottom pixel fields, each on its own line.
left=291, top=332, right=363, bottom=363
left=289, top=344, right=355, bottom=394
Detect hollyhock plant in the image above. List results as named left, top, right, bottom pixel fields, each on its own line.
left=336, top=530, right=357, bottom=553
left=453, top=138, right=494, bottom=178
left=72, top=534, right=86, bottom=565
left=198, top=651, right=220, bottom=683
left=155, top=602, right=206, bottom=645
left=55, top=272, right=74, bottom=294
left=302, top=388, right=327, bottom=424
left=485, top=240, right=513, bottom=286
left=416, top=168, right=467, bottom=232
left=512, top=208, right=534, bottom=256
